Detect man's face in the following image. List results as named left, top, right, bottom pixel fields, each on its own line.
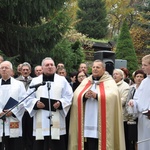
left=0, top=62, right=12, bottom=79
left=21, top=66, right=31, bottom=77
left=0, top=56, right=3, bottom=64
left=142, top=60, right=150, bottom=75
left=57, top=69, right=66, bottom=77
left=17, top=64, right=22, bottom=73
left=42, top=59, right=56, bottom=75
left=79, top=63, right=88, bottom=73
left=57, top=63, right=64, bottom=69
left=35, top=66, right=43, bottom=76
left=92, top=62, right=105, bottom=78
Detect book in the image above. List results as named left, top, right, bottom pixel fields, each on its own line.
left=40, top=97, right=57, bottom=112
left=3, top=97, right=18, bottom=110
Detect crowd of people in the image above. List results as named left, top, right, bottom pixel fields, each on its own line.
left=0, top=54, right=150, bottom=150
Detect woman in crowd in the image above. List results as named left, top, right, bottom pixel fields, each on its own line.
left=120, top=67, right=134, bottom=85
left=72, top=71, right=88, bottom=92
left=113, top=68, right=130, bottom=150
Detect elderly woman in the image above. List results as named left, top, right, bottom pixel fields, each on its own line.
left=113, top=69, right=130, bottom=149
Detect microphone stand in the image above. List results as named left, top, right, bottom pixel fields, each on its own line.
left=0, top=86, right=39, bottom=149
left=47, top=81, right=53, bottom=138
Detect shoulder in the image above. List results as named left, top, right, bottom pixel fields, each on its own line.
left=118, top=80, right=129, bottom=87
left=11, top=77, right=25, bottom=88
left=138, top=76, right=149, bottom=90
left=15, top=75, right=23, bottom=80
left=123, top=81, right=130, bottom=87
left=31, top=75, right=42, bottom=83
left=55, top=74, right=67, bottom=82
left=11, top=77, right=22, bottom=83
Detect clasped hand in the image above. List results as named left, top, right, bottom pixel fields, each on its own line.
left=85, top=90, right=97, bottom=99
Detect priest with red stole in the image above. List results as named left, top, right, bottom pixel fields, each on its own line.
left=68, top=59, right=125, bottom=150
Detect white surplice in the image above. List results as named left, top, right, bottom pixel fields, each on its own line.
left=132, top=75, right=150, bottom=150
left=84, top=81, right=98, bottom=138
left=24, top=74, right=73, bottom=140
left=0, top=77, right=26, bottom=137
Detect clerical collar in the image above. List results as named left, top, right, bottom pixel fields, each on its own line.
left=43, top=73, right=55, bottom=81
left=1, top=78, right=11, bottom=85
left=92, top=76, right=101, bottom=81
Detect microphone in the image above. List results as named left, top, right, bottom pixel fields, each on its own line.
left=29, top=81, right=46, bottom=89
left=47, top=81, right=51, bottom=91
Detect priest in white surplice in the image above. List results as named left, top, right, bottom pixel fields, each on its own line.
left=68, top=60, right=125, bottom=150
left=0, top=61, right=26, bottom=150
left=24, top=57, right=73, bottom=150
left=128, top=54, right=150, bottom=150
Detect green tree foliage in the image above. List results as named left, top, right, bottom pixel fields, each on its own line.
left=0, top=0, right=71, bottom=66
left=105, top=0, right=134, bottom=38
left=116, top=21, right=138, bottom=75
left=76, top=0, right=108, bottom=39
left=136, top=0, right=150, bottom=29
left=134, top=0, right=150, bottom=46
left=50, top=38, right=85, bottom=73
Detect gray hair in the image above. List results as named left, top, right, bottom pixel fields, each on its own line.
left=21, top=62, right=31, bottom=70
left=93, top=59, right=106, bottom=68
left=0, top=60, right=13, bottom=70
left=41, top=57, right=55, bottom=66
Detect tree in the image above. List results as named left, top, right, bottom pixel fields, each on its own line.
left=128, top=0, right=150, bottom=63
left=115, top=21, right=138, bottom=75
left=76, top=0, right=108, bottom=39
left=50, top=38, right=85, bottom=73
left=105, top=0, right=136, bottom=38
left=0, top=0, right=71, bottom=67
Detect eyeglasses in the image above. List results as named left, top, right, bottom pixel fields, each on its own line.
left=78, top=75, right=86, bottom=78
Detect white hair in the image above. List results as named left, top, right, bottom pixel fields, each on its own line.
left=0, top=60, right=13, bottom=70
left=113, top=68, right=124, bottom=79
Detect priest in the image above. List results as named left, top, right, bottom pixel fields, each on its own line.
left=68, top=59, right=125, bottom=150
left=24, top=57, right=73, bottom=150
left=0, top=61, right=26, bottom=150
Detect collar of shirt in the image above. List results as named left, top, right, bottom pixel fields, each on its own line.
left=43, top=73, right=54, bottom=82
left=92, top=76, right=101, bottom=81
left=1, top=78, right=11, bottom=85
left=22, top=76, right=28, bottom=80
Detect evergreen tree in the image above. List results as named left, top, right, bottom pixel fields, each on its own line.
left=76, top=0, right=108, bottom=39
left=116, top=21, right=138, bottom=75
left=0, top=0, right=71, bottom=66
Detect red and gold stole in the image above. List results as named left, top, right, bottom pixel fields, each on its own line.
left=77, top=81, right=106, bottom=150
